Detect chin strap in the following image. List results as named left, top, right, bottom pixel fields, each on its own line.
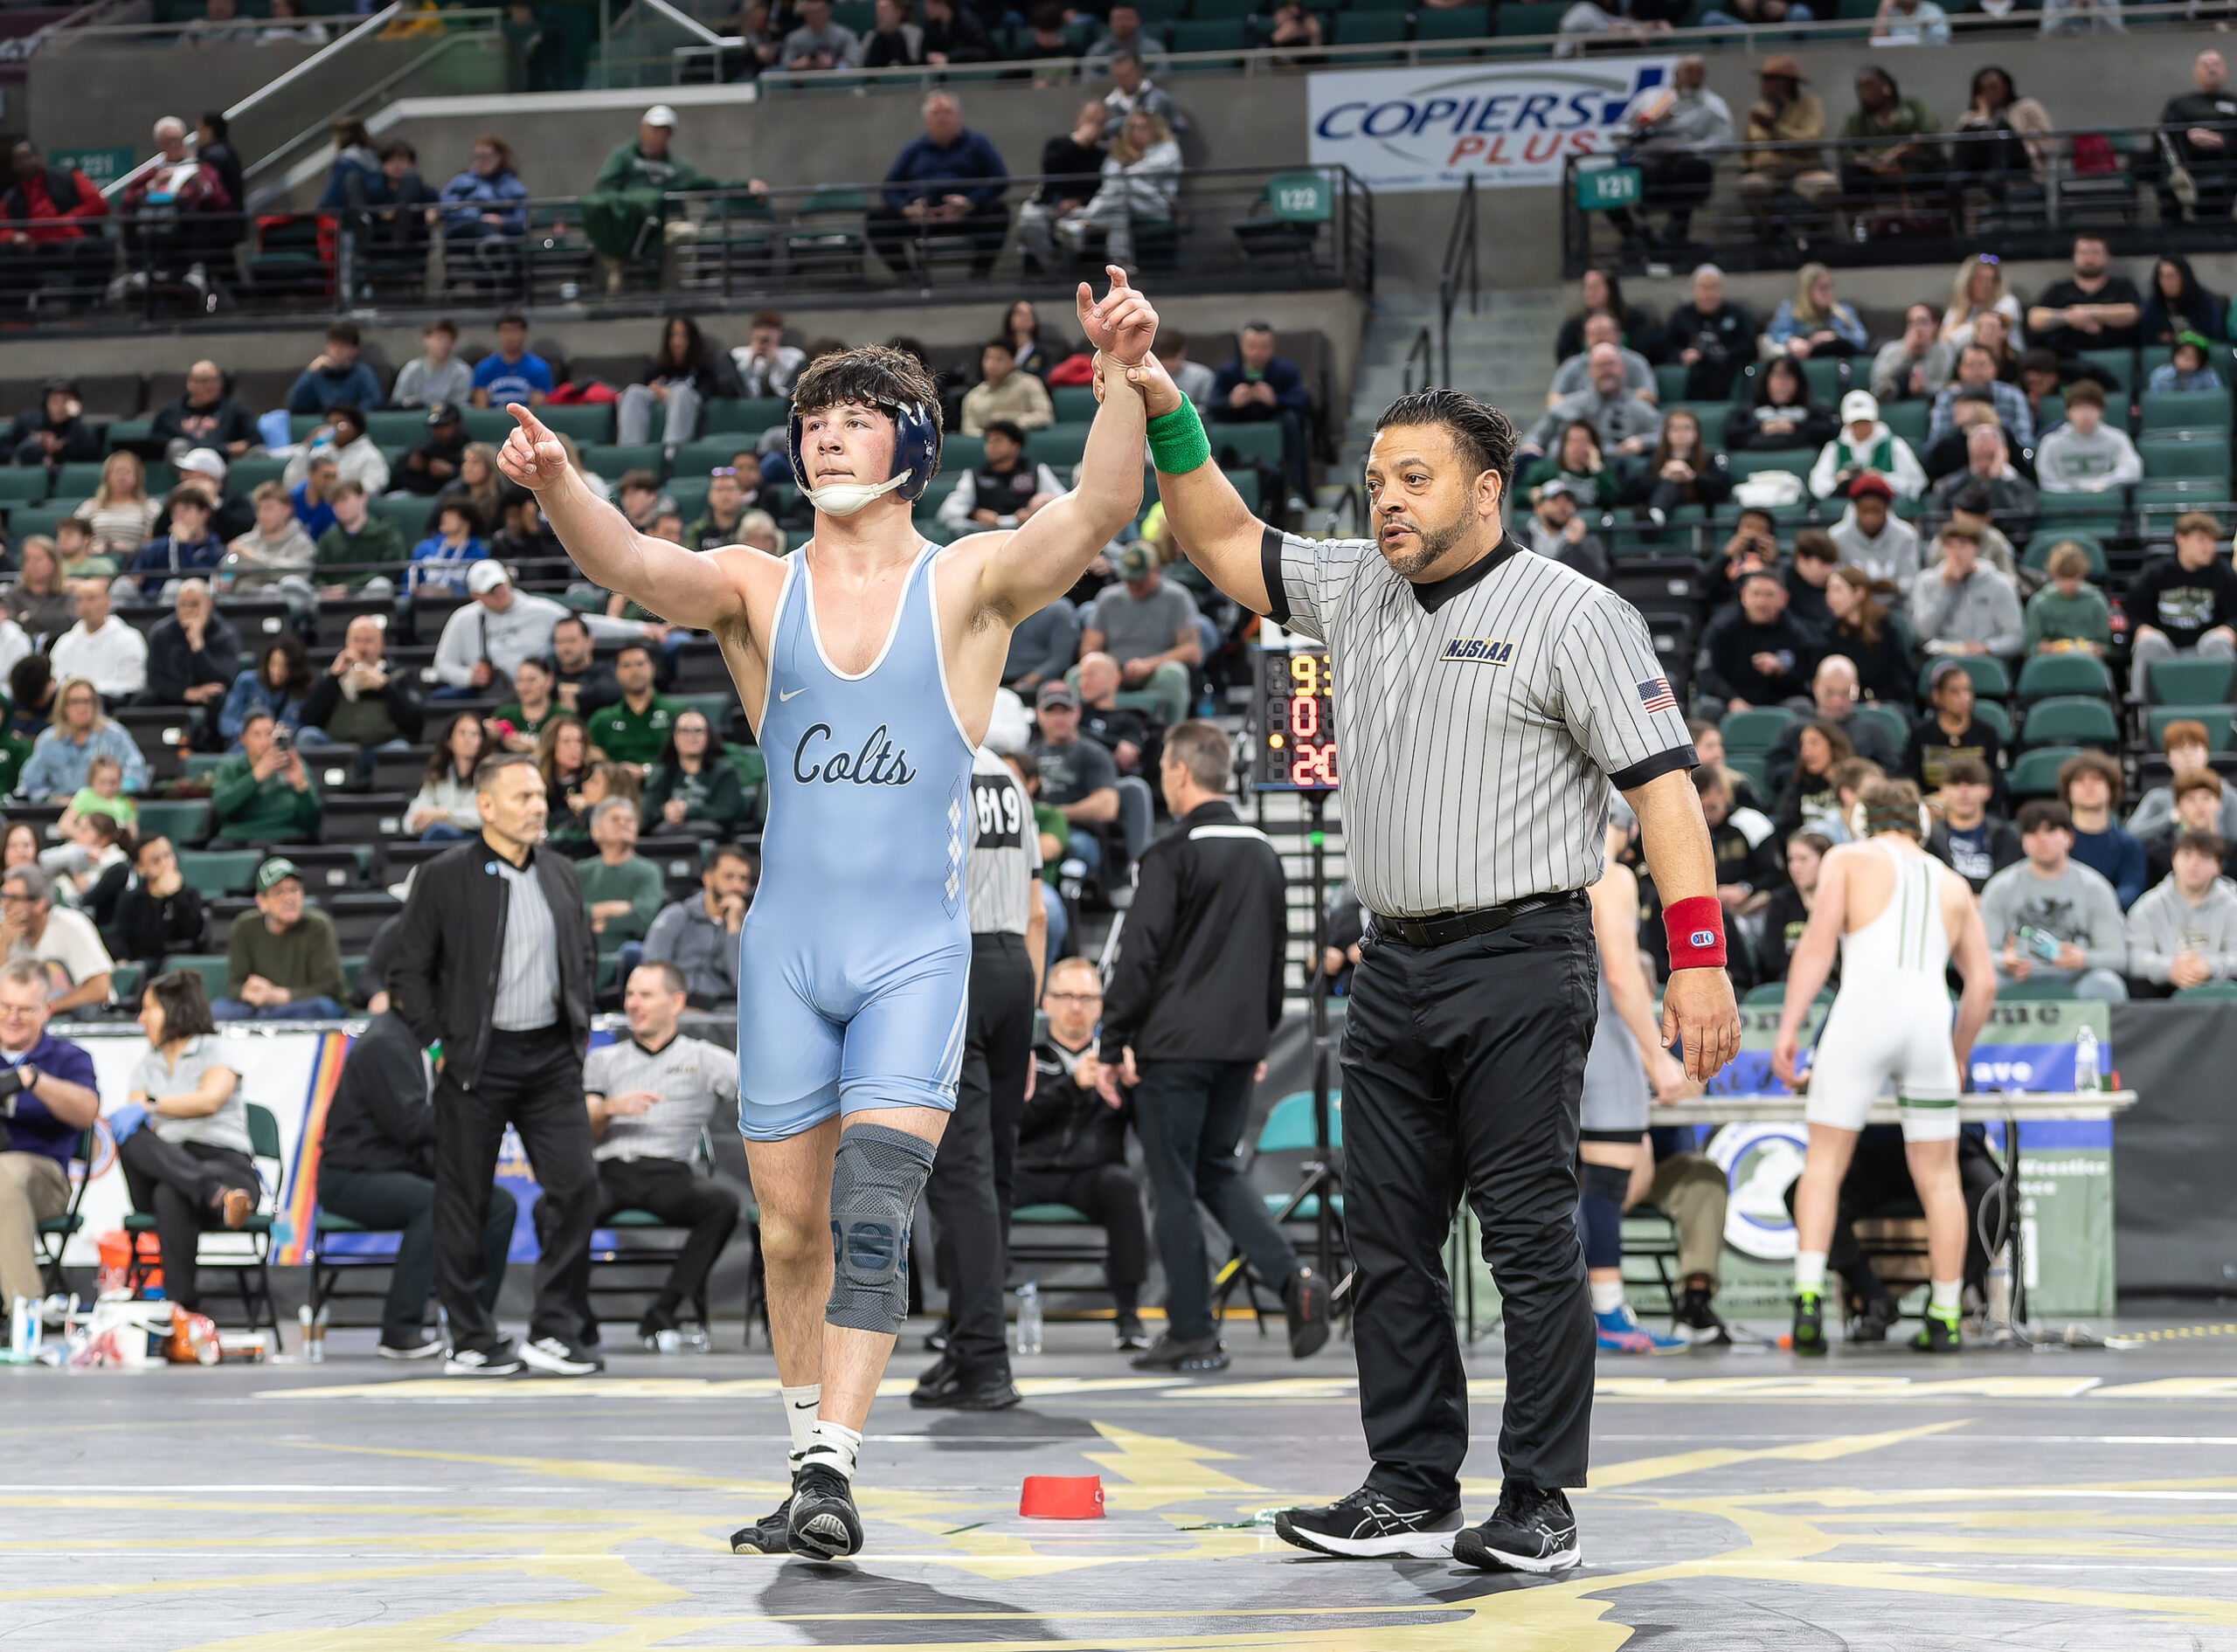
left=805, top=469, right=915, bottom=517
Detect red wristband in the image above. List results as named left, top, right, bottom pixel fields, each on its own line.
left=1664, top=895, right=1727, bottom=971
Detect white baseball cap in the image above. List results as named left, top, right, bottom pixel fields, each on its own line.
left=467, top=559, right=512, bottom=596
left=177, top=447, right=227, bottom=480
left=643, top=104, right=678, bottom=128
left=1839, top=390, right=1880, bottom=425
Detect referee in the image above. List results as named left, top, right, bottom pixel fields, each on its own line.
left=913, top=743, right=1045, bottom=1411
left=1112, top=328, right=1739, bottom=1574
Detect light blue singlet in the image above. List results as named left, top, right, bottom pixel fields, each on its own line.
left=736, top=540, right=977, bottom=1141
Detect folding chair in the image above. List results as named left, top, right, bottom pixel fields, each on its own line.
left=32, top=1127, right=96, bottom=1297
left=123, top=1102, right=287, bottom=1344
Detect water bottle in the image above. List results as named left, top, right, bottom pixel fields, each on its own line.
left=1015, top=1281, right=1043, bottom=1357
left=1986, top=1245, right=2012, bottom=1324
left=2073, top=1025, right=2102, bottom=1095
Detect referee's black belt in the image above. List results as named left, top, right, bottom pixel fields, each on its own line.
left=1367, top=890, right=1584, bottom=948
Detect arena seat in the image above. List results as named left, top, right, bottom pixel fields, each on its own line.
left=2137, top=390, right=2233, bottom=436
left=2007, top=745, right=2083, bottom=798
left=1915, top=656, right=2010, bottom=701
left=1850, top=703, right=1909, bottom=752
left=2022, top=526, right=2109, bottom=577
left=1971, top=699, right=2012, bottom=743
left=703, top=397, right=791, bottom=436
left=125, top=1103, right=286, bottom=1341
left=2019, top=695, right=2120, bottom=750
left=2145, top=659, right=2236, bottom=705
left=2145, top=705, right=2235, bottom=752
left=2014, top=653, right=2115, bottom=704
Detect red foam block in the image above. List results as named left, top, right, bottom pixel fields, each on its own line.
left=1019, top=1475, right=1105, bottom=1519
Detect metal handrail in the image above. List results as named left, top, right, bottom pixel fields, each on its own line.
left=99, top=3, right=406, bottom=203
left=654, top=0, right=2237, bottom=88
left=630, top=0, right=729, bottom=47
left=1435, top=173, right=1478, bottom=392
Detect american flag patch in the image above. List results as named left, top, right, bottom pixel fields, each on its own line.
left=1637, top=677, right=1678, bottom=715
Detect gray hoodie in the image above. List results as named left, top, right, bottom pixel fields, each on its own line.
left=1982, top=858, right=2127, bottom=974
left=1911, top=562, right=2026, bottom=660
left=2035, top=421, right=2144, bottom=494
left=2125, top=874, right=2237, bottom=982
left=2127, top=777, right=2237, bottom=840
left=1828, top=504, right=1922, bottom=598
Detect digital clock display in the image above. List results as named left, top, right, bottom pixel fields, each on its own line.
left=1253, top=649, right=1339, bottom=792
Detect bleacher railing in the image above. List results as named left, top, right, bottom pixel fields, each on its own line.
left=0, top=162, right=1371, bottom=328
left=1562, top=119, right=2237, bottom=279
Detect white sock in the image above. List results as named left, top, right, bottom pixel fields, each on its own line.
left=1794, top=1251, right=1828, bottom=1295
left=801, top=1419, right=862, bottom=1482
left=1929, top=1278, right=1962, bottom=1314
left=1588, top=1279, right=1625, bottom=1315
left=780, top=1383, right=821, bottom=1473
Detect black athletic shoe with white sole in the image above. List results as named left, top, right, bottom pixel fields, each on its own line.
left=786, top=1464, right=864, bottom=1559
left=1452, top=1483, right=1581, bottom=1574
left=519, top=1336, right=603, bottom=1376
left=730, top=1494, right=794, bottom=1553
left=1273, top=1486, right=1465, bottom=1559
left=444, top=1340, right=523, bottom=1377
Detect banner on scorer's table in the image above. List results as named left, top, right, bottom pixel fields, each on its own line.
left=1305, top=58, right=1680, bottom=193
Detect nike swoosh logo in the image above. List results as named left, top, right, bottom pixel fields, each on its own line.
left=779, top=687, right=807, bottom=702
left=791, top=1400, right=819, bottom=1410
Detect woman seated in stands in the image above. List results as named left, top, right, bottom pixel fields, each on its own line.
left=1772, top=719, right=1854, bottom=838
left=1053, top=108, right=1180, bottom=273
left=18, top=677, right=148, bottom=803
left=1553, top=266, right=1655, bottom=362
left=1, top=821, right=37, bottom=874
left=1250, top=0, right=1323, bottom=55
left=640, top=709, right=750, bottom=840
left=433, top=444, right=507, bottom=539
left=218, top=637, right=312, bottom=751
left=112, top=969, right=255, bottom=1324
left=1520, top=418, right=1620, bottom=509
left=536, top=715, right=590, bottom=820
left=494, top=655, right=560, bottom=752
left=1763, top=263, right=1869, bottom=359
left=1724, top=355, right=1837, bottom=453
left=407, top=710, right=486, bottom=842
left=3, top=537, right=73, bottom=644
left=439, top=133, right=527, bottom=244
left=1622, top=406, right=1730, bottom=526
left=999, top=299, right=1070, bottom=379
left=551, top=759, right=639, bottom=842
left=618, top=316, right=742, bottom=451
left=2140, top=253, right=2225, bottom=349
left=71, top=453, right=162, bottom=562
left=1755, top=830, right=1832, bottom=984
left=1824, top=564, right=1915, bottom=710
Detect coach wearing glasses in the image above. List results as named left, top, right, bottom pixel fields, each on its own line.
left=1115, top=338, right=1739, bottom=1576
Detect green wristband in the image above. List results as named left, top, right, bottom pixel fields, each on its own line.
left=1145, top=399, right=1212, bottom=475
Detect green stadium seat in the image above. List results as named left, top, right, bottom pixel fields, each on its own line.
left=163, top=954, right=232, bottom=1001
left=944, top=433, right=986, bottom=472
left=1167, top=17, right=1248, bottom=52
left=2137, top=390, right=2233, bottom=435
left=1851, top=703, right=1909, bottom=752
left=1725, top=449, right=1814, bottom=480
left=52, top=462, right=106, bottom=499
left=135, top=798, right=211, bottom=847
left=1495, top=0, right=1565, bottom=30
left=2077, top=349, right=2135, bottom=395
left=2174, top=978, right=2237, bottom=999
left=1719, top=707, right=1796, bottom=755
left=538, top=404, right=615, bottom=446
left=669, top=437, right=751, bottom=478
left=2139, top=435, right=2233, bottom=481
left=1028, top=423, right=1091, bottom=469
left=1049, top=386, right=1097, bottom=423
left=1915, top=655, right=2010, bottom=701
left=2145, top=704, right=2234, bottom=752
left=104, top=418, right=154, bottom=452
left=370, top=494, right=434, bottom=538
left=585, top=445, right=666, bottom=481
left=703, top=397, right=791, bottom=435
left=2006, top=745, right=2081, bottom=798
left=0, top=470, right=45, bottom=504
left=2019, top=695, right=2120, bottom=750
left=1652, top=363, right=1690, bottom=403
left=1997, top=978, right=2081, bottom=1001
left=2146, top=659, right=2236, bottom=704
left=1880, top=400, right=1930, bottom=446
left=2013, top=653, right=2114, bottom=703
left=1416, top=3, right=1492, bottom=38
left=667, top=479, right=710, bottom=522
left=175, top=849, right=262, bottom=901
left=1971, top=698, right=2013, bottom=743
left=2035, top=393, right=2067, bottom=433
left=1797, top=356, right=1845, bottom=405
left=1331, top=9, right=1409, bottom=42
left=1207, top=422, right=1285, bottom=470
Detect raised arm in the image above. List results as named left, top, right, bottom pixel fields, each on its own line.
left=1111, top=349, right=1272, bottom=614
left=973, top=270, right=1153, bottom=619
left=497, top=404, right=758, bottom=631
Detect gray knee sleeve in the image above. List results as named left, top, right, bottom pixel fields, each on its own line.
left=826, top=1123, right=938, bottom=1333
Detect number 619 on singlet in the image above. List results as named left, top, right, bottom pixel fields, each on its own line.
left=1250, top=648, right=1338, bottom=793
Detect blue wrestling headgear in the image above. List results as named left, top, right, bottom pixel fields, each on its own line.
left=786, top=349, right=944, bottom=515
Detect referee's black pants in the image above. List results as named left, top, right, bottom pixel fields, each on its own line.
left=433, top=1027, right=599, bottom=1353
left=925, top=932, right=1037, bottom=1376
left=1342, top=897, right=1598, bottom=1509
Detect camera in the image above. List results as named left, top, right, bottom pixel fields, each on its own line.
left=273, top=725, right=293, bottom=751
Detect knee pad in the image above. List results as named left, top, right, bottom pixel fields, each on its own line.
left=825, top=1123, right=938, bottom=1334
left=1577, top=1162, right=1630, bottom=1270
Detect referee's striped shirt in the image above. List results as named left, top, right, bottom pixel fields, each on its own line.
left=965, top=744, right=1041, bottom=937
left=1263, top=529, right=1694, bottom=918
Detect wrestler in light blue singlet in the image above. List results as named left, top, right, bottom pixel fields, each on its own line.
left=735, top=539, right=976, bottom=1141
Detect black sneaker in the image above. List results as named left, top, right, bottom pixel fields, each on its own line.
left=1791, top=1290, right=1828, bottom=1358
left=1673, top=1285, right=1730, bottom=1346
left=445, top=1340, right=523, bottom=1377
left=1283, top=1268, right=1330, bottom=1359
left=1273, top=1485, right=1464, bottom=1559
left=910, top=1358, right=1022, bottom=1411
left=1453, top=1483, right=1581, bottom=1574
left=786, top=1464, right=863, bottom=1559
left=1128, top=1331, right=1229, bottom=1372
left=637, top=1304, right=679, bottom=1344
left=1848, top=1296, right=1901, bottom=1344
left=1913, top=1304, right=1962, bottom=1353
left=730, top=1492, right=793, bottom=1553
left=922, top=1322, right=950, bottom=1354
left=1113, top=1314, right=1151, bottom=1352
left=377, top=1330, right=446, bottom=1360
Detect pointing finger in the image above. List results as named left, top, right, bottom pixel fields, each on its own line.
left=1075, top=280, right=1097, bottom=326
left=506, top=401, right=553, bottom=440
left=1105, top=265, right=1132, bottom=293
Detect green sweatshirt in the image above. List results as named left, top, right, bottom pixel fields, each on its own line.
left=226, top=907, right=349, bottom=1002
left=577, top=852, right=667, bottom=946
left=641, top=759, right=749, bottom=832
left=592, top=141, right=716, bottom=197
left=2023, top=584, right=2113, bottom=654
left=584, top=693, right=679, bottom=766
left=314, top=517, right=409, bottom=590
left=210, top=753, right=323, bottom=843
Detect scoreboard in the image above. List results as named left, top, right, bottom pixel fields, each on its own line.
left=1250, top=648, right=1339, bottom=792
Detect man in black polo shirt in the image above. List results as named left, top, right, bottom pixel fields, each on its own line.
left=1075, top=651, right=1152, bottom=774
left=2025, top=236, right=2143, bottom=359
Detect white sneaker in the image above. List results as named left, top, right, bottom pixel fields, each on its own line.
left=518, top=1336, right=601, bottom=1377
left=377, top=1331, right=447, bottom=1360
